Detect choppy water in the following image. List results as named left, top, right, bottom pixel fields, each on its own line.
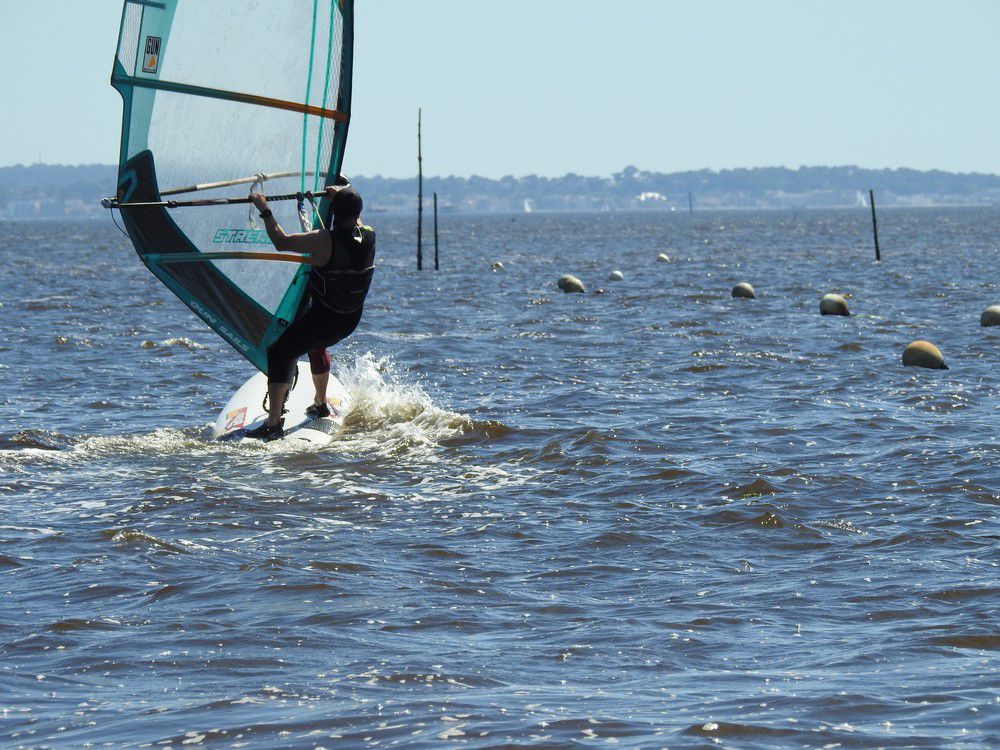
left=1, top=209, right=998, bottom=749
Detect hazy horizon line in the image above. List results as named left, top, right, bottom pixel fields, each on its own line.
left=3, top=161, right=999, bottom=181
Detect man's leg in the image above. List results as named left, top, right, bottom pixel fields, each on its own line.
left=312, top=371, right=329, bottom=406
left=265, top=382, right=290, bottom=427
left=262, top=308, right=363, bottom=428
left=307, top=348, right=331, bottom=407
left=260, top=310, right=326, bottom=429
left=305, top=308, right=362, bottom=412
left=245, top=373, right=291, bottom=438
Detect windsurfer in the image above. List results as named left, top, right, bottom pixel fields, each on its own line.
left=245, top=187, right=375, bottom=440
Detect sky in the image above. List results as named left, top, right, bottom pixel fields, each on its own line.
left=2, top=0, right=998, bottom=178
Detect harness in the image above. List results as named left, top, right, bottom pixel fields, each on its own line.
left=309, top=225, right=376, bottom=313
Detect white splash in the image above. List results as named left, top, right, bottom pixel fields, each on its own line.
left=333, top=352, right=471, bottom=453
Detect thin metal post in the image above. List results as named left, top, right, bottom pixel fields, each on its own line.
left=433, top=192, right=439, bottom=270
left=688, top=192, right=693, bottom=214
left=417, top=108, right=423, bottom=270
left=869, top=189, right=881, bottom=262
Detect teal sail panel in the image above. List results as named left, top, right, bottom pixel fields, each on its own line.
left=110, top=0, right=354, bottom=372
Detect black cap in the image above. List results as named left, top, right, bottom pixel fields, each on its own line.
left=331, top=187, right=363, bottom=219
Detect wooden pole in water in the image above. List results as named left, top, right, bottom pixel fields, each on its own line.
left=417, top=108, right=423, bottom=270
left=688, top=192, right=693, bottom=214
left=869, top=189, right=881, bottom=262
left=433, top=192, right=439, bottom=270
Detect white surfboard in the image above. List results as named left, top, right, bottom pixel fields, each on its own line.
left=212, top=361, right=350, bottom=445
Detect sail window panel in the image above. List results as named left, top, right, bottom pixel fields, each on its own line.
left=133, top=87, right=341, bottom=199
left=117, top=4, right=143, bottom=75
left=111, top=0, right=354, bottom=373
left=137, top=93, right=333, bottom=313
left=153, top=1, right=345, bottom=111
left=307, top=112, right=338, bottom=196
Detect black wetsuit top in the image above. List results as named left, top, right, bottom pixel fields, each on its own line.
left=309, top=224, right=376, bottom=313
left=266, top=225, right=376, bottom=384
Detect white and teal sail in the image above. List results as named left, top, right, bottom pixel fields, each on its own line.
left=109, top=0, right=354, bottom=372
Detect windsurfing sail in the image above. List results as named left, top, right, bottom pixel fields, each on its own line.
left=108, top=0, right=354, bottom=372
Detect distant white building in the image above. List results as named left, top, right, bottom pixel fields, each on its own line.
left=2, top=200, right=43, bottom=219
left=0, top=198, right=103, bottom=220
left=637, top=191, right=668, bottom=204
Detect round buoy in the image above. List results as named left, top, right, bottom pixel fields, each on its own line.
left=557, top=274, right=585, bottom=293
left=609, top=270, right=624, bottom=281
left=980, top=305, right=1000, bottom=327
left=732, top=282, right=755, bottom=299
left=820, top=293, right=850, bottom=316
left=656, top=253, right=670, bottom=263
left=902, top=340, right=948, bottom=370
left=491, top=261, right=504, bottom=272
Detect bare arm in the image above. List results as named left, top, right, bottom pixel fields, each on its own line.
left=249, top=192, right=331, bottom=265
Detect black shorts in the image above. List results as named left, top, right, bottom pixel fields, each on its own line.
left=266, top=303, right=363, bottom=385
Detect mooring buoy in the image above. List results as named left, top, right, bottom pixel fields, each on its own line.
left=902, top=340, right=948, bottom=370
left=980, top=305, right=1000, bottom=327
left=820, top=293, right=850, bottom=316
left=557, top=274, right=585, bottom=293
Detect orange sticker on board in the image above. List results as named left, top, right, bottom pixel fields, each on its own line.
left=225, top=407, right=248, bottom=431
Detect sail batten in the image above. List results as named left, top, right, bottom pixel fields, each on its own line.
left=112, top=75, right=349, bottom=121
left=109, top=0, right=354, bottom=373
left=147, top=252, right=311, bottom=265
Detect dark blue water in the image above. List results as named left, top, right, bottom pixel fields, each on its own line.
left=1, top=209, right=998, bottom=748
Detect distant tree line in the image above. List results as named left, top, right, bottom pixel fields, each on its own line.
left=353, top=165, right=1000, bottom=212
left=2, top=163, right=998, bottom=216
left=0, top=164, right=117, bottom=204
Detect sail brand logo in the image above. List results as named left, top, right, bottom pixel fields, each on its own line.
left=213, top=229, right=271, bottom=245
left=142, top=36, right=161, bottom=74
left=188, top=300, right=249, bottom=354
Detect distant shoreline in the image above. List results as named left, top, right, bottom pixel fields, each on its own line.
left=3, top=204, right=996, bottom=225
left=2, top=163, right=998, bottom=219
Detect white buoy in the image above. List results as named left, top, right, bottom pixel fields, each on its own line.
left=902, top=340, right=948, bottom=370
left=820, top=293, right=850, bottom=316
left=732, top=282, right=755, bottom=299
left=656, top=253, right=670, bottom=263
left=980, top=305, right=1000, bottom=327
left=491, top=261, right=504, bottom=272
left=557, top=274, right=585, bottom=293
left=609, top=270, right=624, bottom=281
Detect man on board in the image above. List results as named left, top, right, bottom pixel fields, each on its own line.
left=245, top=186, right=375, bottom=441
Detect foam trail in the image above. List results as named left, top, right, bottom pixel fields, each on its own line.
left=334, top=352, right=471, bottom=453
left=0, top=354, right=473, bottom=465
